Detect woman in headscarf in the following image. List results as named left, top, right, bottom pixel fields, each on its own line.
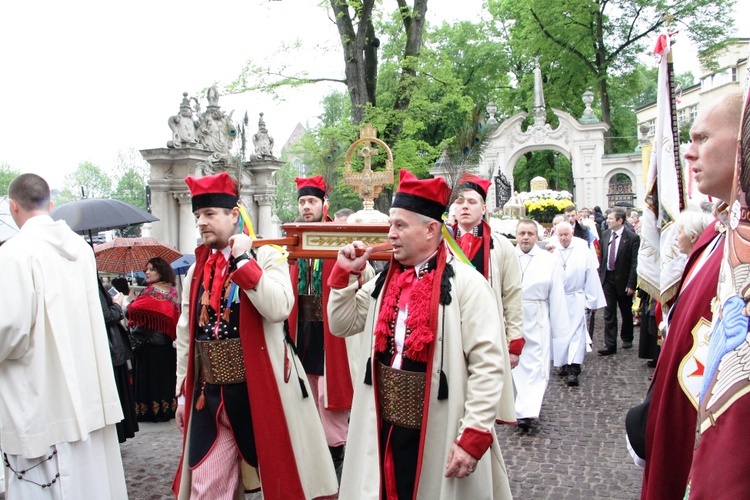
left=127, top=257, right=180, bottom=422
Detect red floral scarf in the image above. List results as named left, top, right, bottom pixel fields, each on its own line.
left=373, top=245, right=447, bottom=364
left=127, top=282, right=180, bottom=340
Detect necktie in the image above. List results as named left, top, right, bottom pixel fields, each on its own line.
left=457, top=231, right=482, bottom=261
left=203, top=251, right=228, bottom=313
left=608, top=233, right=618, bottom=271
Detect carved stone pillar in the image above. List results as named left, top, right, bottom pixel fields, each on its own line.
left=141, top=147, right=212, bottom=251
left=174, top=192, right=196, bottom=253
left=247, top=157, right=283, bottom=238
left=148, top=178, right=179, bottom=247
left=254, top=194, right=275, bottom=238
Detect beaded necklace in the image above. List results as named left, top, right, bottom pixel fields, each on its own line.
left=4, top=451, right=60, bottom=489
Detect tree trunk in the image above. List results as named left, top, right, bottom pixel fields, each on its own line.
left=330, top=0, right=377, bottom=125
left=598, top=76, right=613, bottom=153
left=364, top=19, right=379, bottom=107
left=390, top=0, right=429, bottom=138
left=594, top=6, right=613, bottom=153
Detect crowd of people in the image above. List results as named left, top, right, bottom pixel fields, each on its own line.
left=0, top=88, right=746, bottom=499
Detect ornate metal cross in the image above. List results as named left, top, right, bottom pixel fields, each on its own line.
left=344, top=124, right=394, bottom=210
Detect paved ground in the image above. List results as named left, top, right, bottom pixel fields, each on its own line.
left=1, top=312, right=651, bottom=499
left=119, top=311, right=651, bottom=499
left=495, top=318, right=651, bottom=499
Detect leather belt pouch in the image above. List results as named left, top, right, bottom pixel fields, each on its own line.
left=298, top=294, right=323, bottom=322
left=197, top=338, right=245, bottom=385
left=377, top=361, right=426, bottom=429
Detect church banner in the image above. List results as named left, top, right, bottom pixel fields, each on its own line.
left=698, top=46, right=750, bottom=425
left=637, top=32, right=687, bottom=303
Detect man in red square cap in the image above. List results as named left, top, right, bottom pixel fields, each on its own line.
left=451, top=173, right=523, bottom=425
left=327, top=169, right=512, bottom=499
left=287, top=174, right=354, bottom=481
left=173, top=172, right=337, bottom=499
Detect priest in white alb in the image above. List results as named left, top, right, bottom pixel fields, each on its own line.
left=550, top=222, right=606, bottom=387
left=513, top=219, right=569, bottom=431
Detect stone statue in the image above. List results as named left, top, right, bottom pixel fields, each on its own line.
left=207, top=86, right=220, bottom=107
left=167, top=92, right=199, bottom=148
left=580, top=91, right=598, bottom=123
left=486, top=101, right=498, bottom=127
left=197, top=86, right=237, bottom=159
left=252, top=112, right=274, bottom=158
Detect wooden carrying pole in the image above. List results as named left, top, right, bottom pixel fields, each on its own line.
left=251, top=222, right=392, bottom=260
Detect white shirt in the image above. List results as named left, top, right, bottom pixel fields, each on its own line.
left=608, top=227, right=625, bottom=267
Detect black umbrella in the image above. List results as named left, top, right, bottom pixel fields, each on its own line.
left=51, top=199, right=158, bottom=239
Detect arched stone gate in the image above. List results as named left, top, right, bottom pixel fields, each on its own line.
left=478, top=61, right=643, bottom=211
left=483, top=108, right=611, bottom=210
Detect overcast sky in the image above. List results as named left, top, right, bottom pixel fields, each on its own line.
left=0, top=0, right=746, bottom=189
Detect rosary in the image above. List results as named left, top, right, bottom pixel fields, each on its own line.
left=4, top=451, right=60, bottom=489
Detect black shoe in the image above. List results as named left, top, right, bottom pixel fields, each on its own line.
left=598, top=347, right=616, bottom=356
left=329, top=445, right=345, bottom=484
left=567, top=373, right=579, bottom=387
left=622, top=341, right=633, bottom=349
left=517, top=418, right=532, bottom=432
left=646, top=359, right=657, bottom=368
left=557, top=365, right=568, bottom=377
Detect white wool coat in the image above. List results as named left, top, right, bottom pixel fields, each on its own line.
left=328, top=254, right=512, bottom=500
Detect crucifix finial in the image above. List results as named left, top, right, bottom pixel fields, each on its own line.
left=344, top=124, right=394, bottom=211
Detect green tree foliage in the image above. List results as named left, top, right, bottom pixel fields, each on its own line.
left=229, top=6, right=514, bottom=200
left=53, top=158, right=149, bottom=236
left=289, top=101, right=363, bottom=216
left=55, top=161, right=113, bottom=205
left=273, top=157, right=302, bottom=224
left=113, top=168, right=147, bottom=210
left=227, top=2, right=431, bottom=133
left=376, top=19, right=509, bottom=134
left=54, top=148, right=150, bottom=207
left=631, top=65, right=695, bottom=112
left=115, top=147, right=150, bottom=181
left=110, top=167, right=147, bottom=237
left=276, top=93, right=362, bottom=222
left=678, top=120, right=693, bottom=144
left=0, top=163, right=21, bottom=196
left=513, top=151, right=572, bottom=192
left=487, top=0, right=735, bottom=152
left=362, top=17, right=514, bottom=202
left=230, top=0, right=730, bottom=215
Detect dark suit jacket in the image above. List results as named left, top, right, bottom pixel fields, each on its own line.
left=599, top=227, right=639, bottom=291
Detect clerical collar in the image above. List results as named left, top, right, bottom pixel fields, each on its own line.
left=517, top=243, right=539, bottom=256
